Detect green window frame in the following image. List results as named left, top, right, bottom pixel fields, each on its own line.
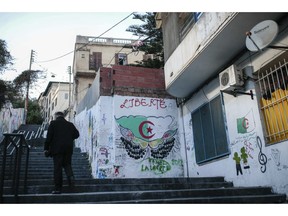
left=191, top=95, right=230, bottom=164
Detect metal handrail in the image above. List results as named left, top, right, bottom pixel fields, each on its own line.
left=0, top=133, right=30, bottom=202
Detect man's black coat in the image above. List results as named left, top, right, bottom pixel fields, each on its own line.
left=44, top=117, right=80, bottom=155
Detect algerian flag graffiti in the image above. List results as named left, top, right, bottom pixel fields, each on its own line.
left=115, top=115, right=178, bottom=159
left=237, top=109, right=256, bottom=134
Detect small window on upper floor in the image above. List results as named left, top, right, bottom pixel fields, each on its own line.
left=89, top=52, right=102, bottom=71
left=255, top=52, right=288, bottom=145
left=115, top=53, right=127, bottom=65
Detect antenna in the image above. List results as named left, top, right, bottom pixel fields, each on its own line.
left=245, top=20, right=279, bottom=52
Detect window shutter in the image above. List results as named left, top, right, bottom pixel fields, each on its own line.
left=192, top=95, right=229, bottom=164
left=89, top=52, right=102, bottom=70
left=94, top=52, right=102, bottom=71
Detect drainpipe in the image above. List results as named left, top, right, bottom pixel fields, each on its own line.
left=179, top=102, right=190, bottom=177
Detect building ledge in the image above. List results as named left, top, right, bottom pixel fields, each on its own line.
left=164, top=13, right=286, bottom=98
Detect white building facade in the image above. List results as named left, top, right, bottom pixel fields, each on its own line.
left=38, top=81, right=71, bottom=123
left=157, top=12, right=288, bottom=196
left=72, top=36, right=145, bottom=109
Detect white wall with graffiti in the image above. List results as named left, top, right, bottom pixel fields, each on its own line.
left=74, top=95, right=184, bottom=179
left=180, top=65, right=288, bottom=196
left=73, top=62, right=288, bottom=196
left=0, top=106, right=24, bottom=142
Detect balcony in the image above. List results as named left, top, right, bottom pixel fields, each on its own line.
left=164, top=12, right=287, bottom=98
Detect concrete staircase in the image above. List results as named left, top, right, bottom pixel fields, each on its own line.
left=1, top=124, right=287, bottom=204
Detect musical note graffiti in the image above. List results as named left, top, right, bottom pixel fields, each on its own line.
left=256, top=136, right=267, bottom=173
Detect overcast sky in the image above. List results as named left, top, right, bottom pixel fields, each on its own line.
left=0, top=12, right=145, bottom=98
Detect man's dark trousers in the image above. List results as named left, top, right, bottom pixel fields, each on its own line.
left=53, top=153, right=74, bottom=191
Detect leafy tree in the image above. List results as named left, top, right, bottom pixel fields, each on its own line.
left=8, top=97, right=43, bottom=124
left=13, top=69, right=43, bottom=123
left=0, top=80, right=22, bottom=108
left=26, top=99, right=43, bottom=124
left=0, top=39, right=13, bottom=73
left=126, top=12, right=164, bottom=68
left=0, top=39, right=14, bottom=108
left=13, top=69, right=43, bottom=91
left=0, top=79, right=7, bottom=108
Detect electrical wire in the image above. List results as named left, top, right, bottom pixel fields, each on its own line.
left=36, top=12, right=158, bottom=71
left=35, top=12, right=135, bottom=64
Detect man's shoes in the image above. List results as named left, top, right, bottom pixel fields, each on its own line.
left=51, top=190, right=61, bottom=194
left=68, top=176, right=75, bottom=187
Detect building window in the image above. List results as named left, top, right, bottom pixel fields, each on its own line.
left=89, top=52, right=102, bottom=70
left=55, top=97, right=57, bottom=106
left=191, top=95, right=229, bottom=164
left=115, top=53, right=127, bottom=65
left=65, top=93, right=69, bottom=100
left=178, top=12, right=202, bottom=41
left=256, top=54, right=288, bottom=145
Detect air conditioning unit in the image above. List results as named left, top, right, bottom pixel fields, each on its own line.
left=219, top=65, right=244, bottom=91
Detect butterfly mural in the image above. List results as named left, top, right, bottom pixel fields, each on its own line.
left=116, top=116, right=178, bottom=159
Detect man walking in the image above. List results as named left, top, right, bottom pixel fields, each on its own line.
left=44, top=111, right=80, bottom=194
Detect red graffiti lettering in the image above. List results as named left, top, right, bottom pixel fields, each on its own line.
left=119, top=98, right=167, bottom=109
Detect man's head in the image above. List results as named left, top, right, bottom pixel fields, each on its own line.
left=54, top=111, right=64, bottom=119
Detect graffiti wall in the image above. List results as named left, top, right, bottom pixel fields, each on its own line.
left=181, top=76, right=288, bottom=196
left=74, top=95, right=183, bottom=179
left=0, top=107, right=24, bottom=142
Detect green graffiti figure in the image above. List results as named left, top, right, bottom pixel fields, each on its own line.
left=240, top=147, right=250, bottom=170
left=233, top=152, right=243, bottom=176
left=240, top=147, right=248, bottom=163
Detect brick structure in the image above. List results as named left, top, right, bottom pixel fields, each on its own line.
left=100, top=65, right=174, bottom=99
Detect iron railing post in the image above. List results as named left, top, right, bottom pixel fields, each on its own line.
left=14, top=136, right=22, bottom=198
left=12, top=141, right=18, bottom=189
left=0, top=136, right=8, bottom=202
left=23, top=137, right=30, bottom=192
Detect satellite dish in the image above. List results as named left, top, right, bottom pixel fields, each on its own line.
left=246, top=20, right=279, bottom=52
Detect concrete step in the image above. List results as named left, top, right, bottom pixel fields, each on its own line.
left=2, top=177, right=227, bottom=188
left=2, top=187, right=286, bottom=204
left=4, top=181, right=234, bottom=194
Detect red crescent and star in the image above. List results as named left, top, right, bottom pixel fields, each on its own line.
left=139, top=121, right=155, bottom=139
left=242, top=117, right=249, bottom=129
